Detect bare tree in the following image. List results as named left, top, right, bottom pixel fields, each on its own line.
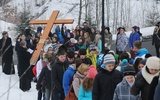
left=96, top=0, right=99, bottom=29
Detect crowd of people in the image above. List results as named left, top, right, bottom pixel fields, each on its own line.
left=0, top=21, right=160, bottom=100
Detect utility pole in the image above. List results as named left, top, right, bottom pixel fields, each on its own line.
left=102, top=0, right=105, bottom=52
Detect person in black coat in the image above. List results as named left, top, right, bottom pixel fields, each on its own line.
left=79, top=49, right=92, bottom=65
left=92, top=54, right=123, bottom=100
left=36, top=52, right=55, bottom=100
left=152, top=24, right=160, bottom=57
left=82, top=22, right=91, bottom=34
left=51, top=49, right=68, bottom=100
left=18, top=40, right=32, bottom=92
left=0, top=31, right=15, bottom=75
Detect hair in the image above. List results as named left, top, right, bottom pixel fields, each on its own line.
left=82, top=77, right=94, bottom=91
left=45, top=52, right=55, bottom=63
left=145, top=54, right=152, bottom=58
left=74, top=58, right=83, bottom=69
left=57, top=50, right=66, bottom=56
left=79, top=49, right=86, bottom=55
left=133, top=58, right=143, bottom=73
left=119, top=52, right=130, bottom=62
left=45, top=37, right=52, bottom=44
left=84, top=32, right=90, bottom=42
left=20, top=40, right=26, bottom=47
left=119, top=27, right=125, bottom=31
left=77, top=63, right=89, bottom=75
left=105, top=27, right=110, bottom=33
left=67, top=51, right=75, bottom=58
left=134, top=40, right=142, bottom=49
left=83, top=22, right=88, bottom=25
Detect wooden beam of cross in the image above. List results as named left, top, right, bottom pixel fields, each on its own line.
left=29, top=10, right=74, bottom=65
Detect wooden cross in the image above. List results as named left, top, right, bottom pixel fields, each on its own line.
left=29, top=10, right=74, bottom=65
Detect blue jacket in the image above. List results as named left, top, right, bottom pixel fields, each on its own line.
left=136, top=48, right=149, bottom=57
left=63, top=65, right=76, bottom=96
left=55, top=27, right=64, bottom=43
left=78, top=85, right=92, bottom=100
left=97, top=40, right=102, bottom=54
left=129, top=32, right=140, bottom=48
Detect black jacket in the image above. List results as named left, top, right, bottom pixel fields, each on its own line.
left=51, top=60, right=68, bottom=93
left=37, top=65, right=52, bottom=90
left=148, top=76, right=159, bottom=100
left=152, top=33, right=160, bottom=45
left=92, top=68, right=123, bottom=100
left=131, top=74, right=150, bottom=100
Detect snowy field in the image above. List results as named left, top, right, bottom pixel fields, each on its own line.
left=0, top=66, right=37, bottom=100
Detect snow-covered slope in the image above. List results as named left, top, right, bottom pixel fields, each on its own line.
left=0, top=66, right=37, bottom=100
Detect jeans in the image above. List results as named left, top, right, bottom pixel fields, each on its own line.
left=38, top=90, right=45, bottom=100
left=45, top=88, right=51, bottom=100
left=52, top=91, right=64, bottom=100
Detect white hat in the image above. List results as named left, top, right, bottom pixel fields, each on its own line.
left=146, top=56, right=160, bottom=69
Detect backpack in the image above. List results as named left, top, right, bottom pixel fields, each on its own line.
left=65, top=77, right=81, bottom=100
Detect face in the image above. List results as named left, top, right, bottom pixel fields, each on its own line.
left=91, top=28, right=95, bottom=33
left=149, top=68, right=159, bottom=75
left=76, top=25, right=80, bottom=30
left=21, top=35, right=26, bottom=40
left=83, top=70, right=89, bottom=76
left=48, top=47, right=53, bottom=51
left=125, top=76, right=135, bottom=83
left=132, top=28, right=135, bottom=33
left=58, top=54, right=66, bottom=62
left=90, top=50, right=95, bottom=56
left=120, top=29, right=125, bottom=34
left=84, top=33, right=88, bottom=38
left=105, top=64, right=115, bottom=72
left=133, top=46, right=139, bottom=52
left=67, top=57, right=74, bottom=64
left=78, top=39, right=82, bottom=43
left=45, top=39, right=49, bottom=44
left=105, top=29, right=108, bottom=34
left=138, top=64, right=144, bottom=71
left=80, top=55, right=86, bottom=59
left=83, top=23, right=88, bottom=28
left=3, top=33, right=8, bottom=38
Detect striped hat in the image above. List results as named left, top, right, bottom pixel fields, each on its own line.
left=103, top=54, right=115, bottom=65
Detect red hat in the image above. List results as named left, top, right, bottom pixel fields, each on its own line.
left=87, top=65, right=98, bottom=79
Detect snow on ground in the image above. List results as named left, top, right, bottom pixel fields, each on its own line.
left=0, top=66, right=37, bottom=100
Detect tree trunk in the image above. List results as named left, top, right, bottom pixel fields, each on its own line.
left=106, top=0, right=110, bottom=27
left=96, top=0, right=99, bottom=29
left=78, top=0, right=82, bottom=25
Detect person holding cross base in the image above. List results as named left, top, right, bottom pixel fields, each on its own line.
left=0, top=31, right=15, bottom=75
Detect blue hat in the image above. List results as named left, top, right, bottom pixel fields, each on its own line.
left=132, top=26, right=138, bottom=31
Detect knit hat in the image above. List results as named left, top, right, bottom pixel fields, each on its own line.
left=95, top=34, right=101, bottom=39
left=139, top=59, right=146, bottom=65
left=146, top=56, right=160, bottom=69
left=87, top=65, right=98, bottom=78
left=89, top=44, right=96, bottom=51
left=103, top=54, right=115, bottom=65
left=123, top=66, right=136, bottom=76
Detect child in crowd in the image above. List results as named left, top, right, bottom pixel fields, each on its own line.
left=78, top=65, right=98, bottom=100
left=51, top=49, right=68, bottom=100
left=36, top=52, right=55, bottom=100
left=113, top=66, right=140, bottom=100
left=131, top=56, right=160, bottom=100
left=86, top=44, right=97, bottom=68
left=79, top=49, right=92, bottom=65
left=92, top=54, right=123, bottom=100
left=63, top=58, right=83, bottom=96
left=73, top=63, right=89, bottom=97
left=94, top=34, right=102, bottom=54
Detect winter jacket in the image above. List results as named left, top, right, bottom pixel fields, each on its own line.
left=113, top=78, right=140, bottom=100
left=152, top=32, right=160, bottom=45
left=96, top=40, right=102, bottom=54
left=154, top=76, right=160, bottom=100
left=73, top=71, right=85, bottom=97
left=129, top=32, right=140, bottom=48
left=116, top=33, right=128, bottom=51
left=36, top=64, right=52, bottom=90
left=131, top=65, right=160, bottom=100
left=78, top=85, right=92, bottom=100
left=92, top=65, right=123, bottom=100
left=86, top=49, right=97, bottom=68
left=134, top=48, right=149, bottom=62
left=148, top=76, right=159, bottom=100
left=36, top=59, right=43, bottom=78
left=104, top=33, right=112, bottom=46
left=63, top=65, right=76, bottom=96
left=55, top=26, right=64, bottom=43
left=51, top=60, right=68, bottom=93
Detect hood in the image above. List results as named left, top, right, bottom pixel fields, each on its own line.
left=37, top=26, right=42, bottom=33
left=136, top=48, right=149, bottom=56
left=74, top=71, right=85, bottom=79
left=69, top=64, right=76, bottom=70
